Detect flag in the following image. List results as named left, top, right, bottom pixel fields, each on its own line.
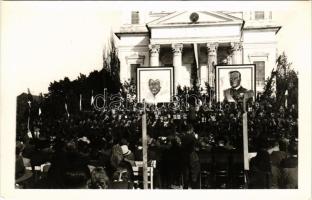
left=26, top=88, right=32, bottom=132
left=209, top=88, right=212, bottom=108
left=186, top=94, right=190, bottom=110
left=27, top=88, right=32, bottom=109
left=193, top=43, right=199, bottom=69
left=285, top=90, right=288, bottom=108
left=91, top=90, right=94, bottom=106
left=79, top=94, right=82, bottom=111
left=101, top=88, right=107, bottom=113
left=27, top=130, right=32, bottom=139
left=104, top=88, right=107, bottom=107
left=192, top=43, right=200, bottom=87
left=65, top=102, right=69, bottom=117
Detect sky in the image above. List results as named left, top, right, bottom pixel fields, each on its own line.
left=1, top=1, right=311, bottom=95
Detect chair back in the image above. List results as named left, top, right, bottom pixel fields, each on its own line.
left=132, top=160, right=156, bottom=189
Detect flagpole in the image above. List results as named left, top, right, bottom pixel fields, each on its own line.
left=79, top=94, right=82, bottom=111
left=27, top=115, right=30, bottom=132
left=65, top=102, right=69, bottom=118
left=209, top=87, right=212, bottom=108
left=26, top=89, right=33, bottom=139
left=242, top=91, right=253, bottom=188
left=104, top=88, right=107, bottom=112
left=285, top=90, right=288, bottom=108
left=193, top=43, right=200, bottom=86
left=27, top=101, right=31, bottom=132
left=142, top=99, right=148, bottom=189
left=91, top=90, right=94, bottom=107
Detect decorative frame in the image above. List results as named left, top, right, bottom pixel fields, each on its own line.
left=137, top=66, right=174, bottom=103
left=215, top=64, right=256, bottom=102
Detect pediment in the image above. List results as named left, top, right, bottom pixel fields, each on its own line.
left=148, top=11, right=243, bottom=27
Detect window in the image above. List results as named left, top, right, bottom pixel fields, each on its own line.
left=254, top=61, right=265, bottom=87
left=255, top=11, right=265, bottom=20
left=131, top=11, right=139, bottom=24
left=130, top=64, right=140, bottom=84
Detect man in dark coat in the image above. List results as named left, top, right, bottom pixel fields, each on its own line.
left=211, top=137, right=231, bottom=188
left=180, top=124, right=200, bottom=189
left=268, top=140, right=287, bottom=188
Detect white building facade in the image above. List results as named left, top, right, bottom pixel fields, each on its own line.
left=115, top=11, right=281, bottom=93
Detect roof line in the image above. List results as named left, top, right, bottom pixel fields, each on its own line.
left=115, top=32, right=149, bottom=39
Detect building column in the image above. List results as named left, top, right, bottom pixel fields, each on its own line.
left=230, top=42, right=243, bottom=64
left=172, top=43, right=183, bottom=89
left=149, top=44, right=160, bottom=66
left=207, top=42, right=218, bottom=88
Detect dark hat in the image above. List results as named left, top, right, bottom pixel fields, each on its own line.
left=16, top=141, right=25, bottom=155
left=121, top=145, right=131, bottom=156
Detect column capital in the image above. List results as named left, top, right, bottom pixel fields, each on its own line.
left=207, top=43, right=219, bottom=55
left=149, top=44, right=160, bottom=54
left=230, top=42, right=242, bottom=52
left=171, top=43, right=183, bottom=55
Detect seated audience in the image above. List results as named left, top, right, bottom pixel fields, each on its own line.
left=89, top=167, right=110, bottom=189
left=279, top=140, right=298, bottom=189
left=15, top=141, right=33, bottom=188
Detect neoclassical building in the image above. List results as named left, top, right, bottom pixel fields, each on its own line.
left=115, top=11, right=281, bottom=93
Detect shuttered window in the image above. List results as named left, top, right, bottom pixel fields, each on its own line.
left=255, top=11, right=265, bottom=20
left=131, top=11, right=140, bottom=24
left=130, top=64, right=140, bottom=84
left=254, top=61, right=265, bottom=86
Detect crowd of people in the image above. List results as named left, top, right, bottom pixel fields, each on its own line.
left=15, top=84, right=298, bottom=189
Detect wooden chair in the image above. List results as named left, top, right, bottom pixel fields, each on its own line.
left=198, top=150, right=213, bottom=189
left=132, top=160, right=156, bottom=189
left=26, top=165, right=41, bottom=183
left=39, top=162, right=51, bottom=180
left=229, top=151, right=245, bottom=188
left=40, top=162, right=51, bottom=173
left=213, top=151, right=231, bottom=188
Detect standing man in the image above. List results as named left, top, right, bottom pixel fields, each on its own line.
left=181, top=124, right=200, bottom=189
left=223, top=71, right=247, bottom=102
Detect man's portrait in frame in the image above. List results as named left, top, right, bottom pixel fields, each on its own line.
left=137, top=67, right=174, bottom=103
left=216, top=65, right=256, bottom=102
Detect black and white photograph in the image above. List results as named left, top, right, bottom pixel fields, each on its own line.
left=0, top=1, right=311, bottom=200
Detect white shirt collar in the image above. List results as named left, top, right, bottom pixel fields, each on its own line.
left=233, top=85, right=241, bottom=90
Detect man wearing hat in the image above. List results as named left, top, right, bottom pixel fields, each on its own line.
left=121, top=144, right=135, bottom=166
left=15, top=141, right=33, bottom=188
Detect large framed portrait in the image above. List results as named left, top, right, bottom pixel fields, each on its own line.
left=137, top=67, right=174, bottom=103
left=216, top=64, right=256, bottom=102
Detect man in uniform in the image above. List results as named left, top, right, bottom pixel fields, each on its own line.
left=223, top=71, right=247, bottom=102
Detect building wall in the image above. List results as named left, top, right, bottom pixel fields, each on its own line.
left=242, top=30, right=278, bottom=92
left=150, top=25, right=241, bottom=46
left=117, top=34, right=149, bottom=83
left=116, top=11, right=280, bottom=91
